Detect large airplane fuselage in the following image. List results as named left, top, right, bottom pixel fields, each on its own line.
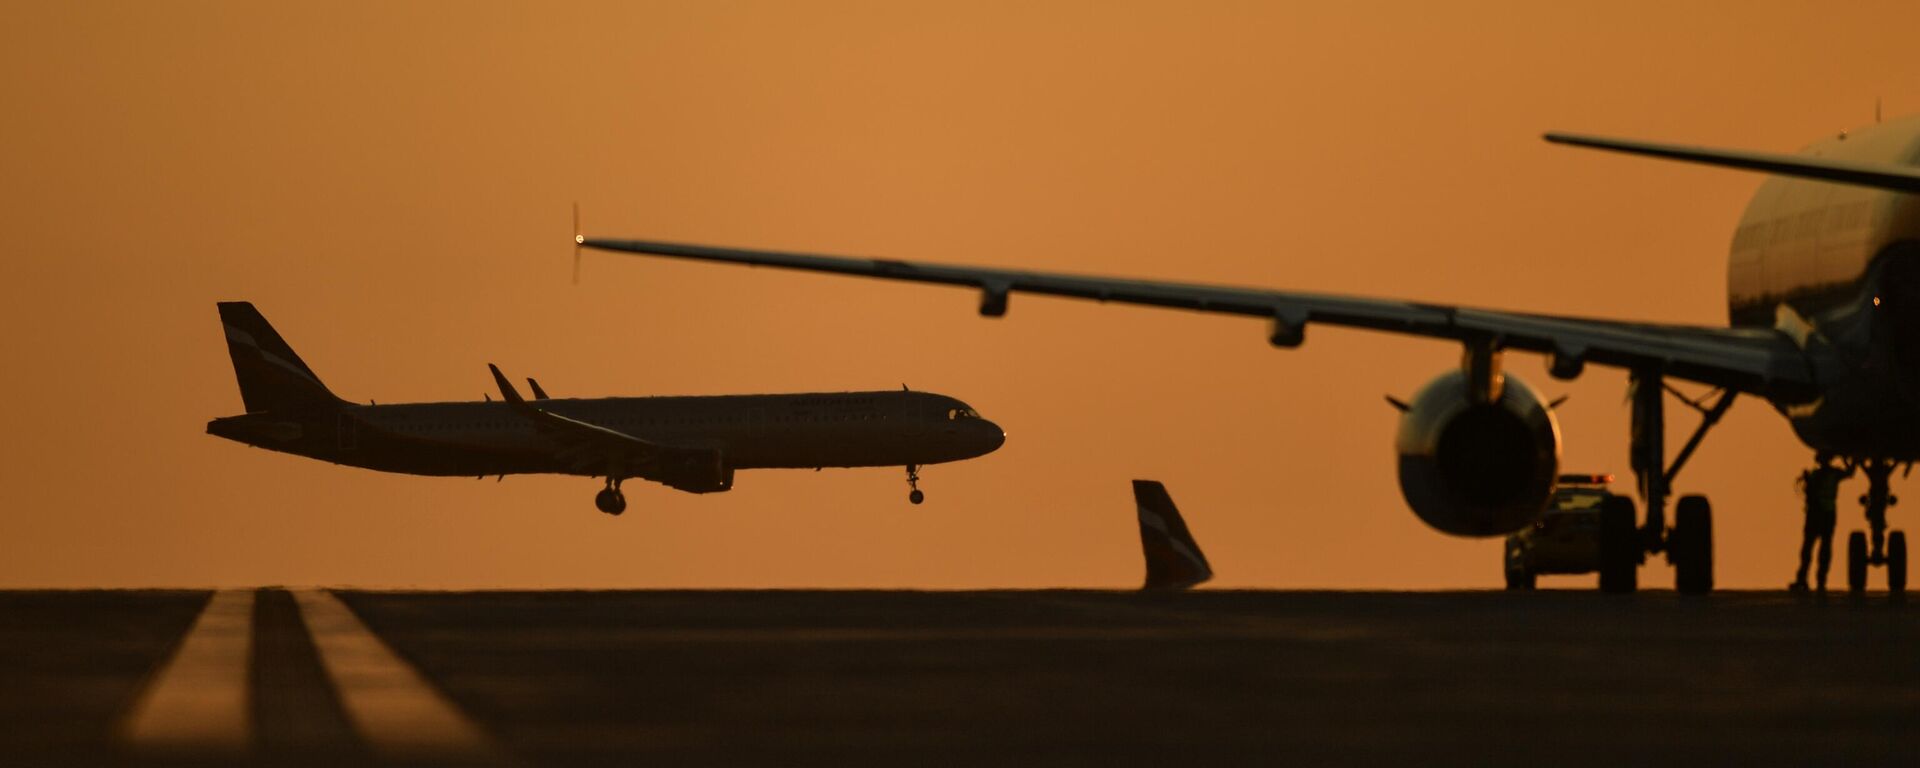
left=210, top=390, right=1005, bottom=482
left=1727, top=115, right=1920, bottom=458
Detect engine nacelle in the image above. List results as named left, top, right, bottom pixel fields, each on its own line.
left=1395, top=370, right=1561, bottom=536
left=659, top=450, right=735, bottom=494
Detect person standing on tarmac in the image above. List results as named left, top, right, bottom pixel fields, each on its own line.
left=1793, top=452, right=1854, bottom=592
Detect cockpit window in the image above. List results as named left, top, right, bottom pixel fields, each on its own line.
left=947, top=407, right=981, bottom=420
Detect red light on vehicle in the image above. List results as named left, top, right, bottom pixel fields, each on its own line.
left=1556, top=473, right=1614, bottom=485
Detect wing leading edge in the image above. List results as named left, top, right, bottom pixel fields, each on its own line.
left=1544, top=132, right=1920, bottom=195
left=577, top=237, right=1813, bottom=397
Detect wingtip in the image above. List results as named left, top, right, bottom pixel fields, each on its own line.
left=572, top=203, right=583, bottom=285
left=487, top=363, right=528, bottom=405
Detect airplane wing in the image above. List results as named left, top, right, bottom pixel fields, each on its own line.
left=488, top=364, right=710, bottom=475
left=576, top=238, right=1814, bottom=397
left=1544, top=132, right=1920, bottom=194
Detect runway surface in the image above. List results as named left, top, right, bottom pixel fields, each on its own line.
left=3, top=589, right=1917, bottom=766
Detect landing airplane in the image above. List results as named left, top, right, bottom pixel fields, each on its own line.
left=206, top=302, right=1005, bottom=513
left=582, top=116, right=1920, bottom=594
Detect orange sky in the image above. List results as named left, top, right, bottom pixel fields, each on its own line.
left=6, top=1, right=1920, bottom=589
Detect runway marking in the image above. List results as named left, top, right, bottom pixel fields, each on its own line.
left=119, top=589, right=255, bottom=755
left=291, top=589, right=504, bottom=764
left=251, top=588, right=364, bottom=759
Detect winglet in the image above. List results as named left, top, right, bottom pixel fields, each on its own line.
left=487, top=364, right=527, bottom=405
left=1134, top=480, right=1213, bottom=590
left=527, top=378, right=550, bottom=400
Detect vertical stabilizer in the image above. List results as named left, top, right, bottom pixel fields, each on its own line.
left=1134, top=480, right=1213, bottom=590
left=217, top=302, right=343, bottom=413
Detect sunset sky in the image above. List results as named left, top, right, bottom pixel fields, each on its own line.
left=7, top=1, right=1920, bottom=589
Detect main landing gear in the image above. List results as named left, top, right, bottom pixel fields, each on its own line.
left=595, top=477, right=627, bottom=516
left=1846, top=459, right=1907, bottom=594
left=1602, top=371, right=1733, bottom=595
left=906, top=464, right=925, bottom=505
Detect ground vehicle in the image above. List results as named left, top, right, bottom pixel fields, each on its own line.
left=1504, top=475, right=1620, bottom=590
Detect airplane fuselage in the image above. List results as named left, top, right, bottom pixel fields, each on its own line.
left=1728, top=115, right=1920, bottom=459
left=209, top=390, right=1005, bottom=485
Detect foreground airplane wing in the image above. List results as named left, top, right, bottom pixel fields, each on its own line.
left=577, top=238, right=1813, bottom=396
left=1544, top=132, right=1920, bottom=194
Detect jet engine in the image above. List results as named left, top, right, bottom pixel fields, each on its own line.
left=1395, top=369, right=1561, bottom=536
left=658, top=450, right=735, bottom=494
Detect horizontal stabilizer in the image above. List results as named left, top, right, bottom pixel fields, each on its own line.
left=1135, top=480, right=1213, bottom=590
left=1545, top=132, right=1920, bottom=194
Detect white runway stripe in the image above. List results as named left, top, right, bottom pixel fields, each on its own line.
left=292, top=589, right=503, bottom=763
left=119, top=589, right=255, bottom=754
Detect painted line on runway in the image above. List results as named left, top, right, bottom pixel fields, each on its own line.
left=119, top=589, right=255, bottom=755
left=291, top=589, right=505, bottom=764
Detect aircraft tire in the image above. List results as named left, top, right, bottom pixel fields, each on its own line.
left=1598, top=496, right=1638, bottom=594
left=595, top=488, right=627, bottom=516
left=1673, top=495, right=1713, bottom=595
left=1848, top=531, right=1869, bottom=594
left=1889, top=531, right=1907, bottom=594
left=909, top=489, right=925, bottom=505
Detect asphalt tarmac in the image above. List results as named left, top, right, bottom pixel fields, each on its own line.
left=4, top=589, right=1917, bottom=766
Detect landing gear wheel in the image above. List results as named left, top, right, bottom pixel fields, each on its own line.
left=1889, top=530, right=1907, bottom=594
left=1847, top=531, right=1868, bottom=594
left=595, top=488, right=627, bottom=516
left=1672, top=495, right=1714, bottom=595
left=904, top=464, right=923, bottom=505
left=1598, top=496, right=1639, bottom=594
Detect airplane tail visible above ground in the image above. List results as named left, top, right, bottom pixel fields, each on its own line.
left=216, top=301, right=344, bottom=413
left=1134, top=480, right=1213, bottom=590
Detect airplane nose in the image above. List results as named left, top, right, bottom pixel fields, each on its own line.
left=980, top=420, right=1006, bottom=453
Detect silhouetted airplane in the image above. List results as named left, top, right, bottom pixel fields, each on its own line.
left=206, top=302, right=1004, bottom=514
left=1134, top=480, right=1212, bottom=590
left=582, top=117, right=1920, bottom=593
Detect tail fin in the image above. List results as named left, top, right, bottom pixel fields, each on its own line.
left=1134, top=480, right=1214, bottom=590
left=217, top=302, right=343, bottom=413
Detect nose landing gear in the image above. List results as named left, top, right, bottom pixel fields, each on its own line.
left=595, top=477, right=628, bottom=516
left=1848, top=459, right=1905, bottom=594
left=906, top=464, right=924, bottom=505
